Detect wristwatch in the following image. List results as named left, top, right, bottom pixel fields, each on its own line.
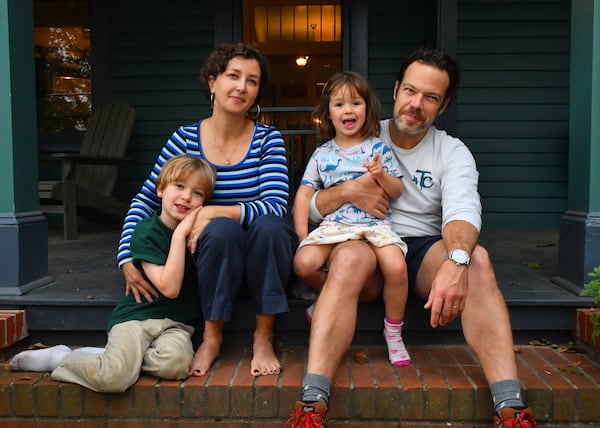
left=445, top=249, right=471, bottom=267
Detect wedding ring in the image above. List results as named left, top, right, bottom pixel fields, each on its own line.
left=452, top=305, right=458, bottom=309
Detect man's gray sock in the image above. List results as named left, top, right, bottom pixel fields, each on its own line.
left=301, top=373, right=331, bottom=408
left=490, top=379, right=525, bottom=414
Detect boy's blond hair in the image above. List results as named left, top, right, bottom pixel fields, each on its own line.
left=156, top=155, right=216, bottom=199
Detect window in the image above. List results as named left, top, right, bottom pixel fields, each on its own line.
left=243, top=0, right=342, bottom=106
left=34, top=0, right=91, bottom=135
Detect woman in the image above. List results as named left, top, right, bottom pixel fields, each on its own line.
left=118, top=43, right=297, bottom=377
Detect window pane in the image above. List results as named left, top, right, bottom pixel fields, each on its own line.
left=34, top=0, right=91, bottom=133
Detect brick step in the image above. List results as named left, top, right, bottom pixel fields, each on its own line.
left=1, top=344, right=599, bottom=427
left=0, top=311, right=28, bottom=350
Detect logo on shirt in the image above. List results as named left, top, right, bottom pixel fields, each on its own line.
left=413, top=169, right=434, bottom=189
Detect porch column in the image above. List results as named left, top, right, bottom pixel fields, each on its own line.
left=0, top=0, right=52, bottom=295
left=556, top=0, right=600, bottom=295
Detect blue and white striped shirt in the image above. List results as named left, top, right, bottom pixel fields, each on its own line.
left=117, top=120, right=289, bottom=267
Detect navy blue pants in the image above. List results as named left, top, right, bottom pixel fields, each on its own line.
left=193, top=215, right=297, bottom=321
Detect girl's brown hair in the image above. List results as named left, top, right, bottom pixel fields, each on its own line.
left=156, top=155, right=217, bottom=199
left=313, top=71, right=381, bottom=143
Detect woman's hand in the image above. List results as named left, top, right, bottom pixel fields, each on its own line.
left=122, top=261, right=158, bottom=303
left=186, top=206, right=215, bottom=254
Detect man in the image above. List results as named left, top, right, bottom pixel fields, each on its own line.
left=285, top=48, right=537, bottom=428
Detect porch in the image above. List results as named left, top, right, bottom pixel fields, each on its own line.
left=1, top=217, right=599, bottom=427
left=0, top=216, right=592, bottom=346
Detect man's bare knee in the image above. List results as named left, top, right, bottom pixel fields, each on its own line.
left=330, top=242, right=376, bottom=270
left=468, top=245, right=502, bottom=296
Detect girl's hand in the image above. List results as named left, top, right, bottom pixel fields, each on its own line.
left=365, top=153, right=383, bottom=178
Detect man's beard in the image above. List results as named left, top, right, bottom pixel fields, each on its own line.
left=393, top=115, right=431, bottom=136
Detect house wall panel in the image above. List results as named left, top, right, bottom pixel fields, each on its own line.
left=367, top=1, right=434, bottom=118
left=108, top=0, right=214, bottom=199
left=457, top=0, right=571, bottom=228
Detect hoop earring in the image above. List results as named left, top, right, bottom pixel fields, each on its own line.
left=210, top=92, right=214, bottom=108
left=247, top=104, right=261, bottom=120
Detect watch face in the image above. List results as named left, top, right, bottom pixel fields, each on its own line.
left=451, top=250, right=470, bottom=264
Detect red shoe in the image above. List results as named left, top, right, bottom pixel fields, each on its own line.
left=285, top=400, right=328, bottom=427
left=494, top=406, right=537, bottom=427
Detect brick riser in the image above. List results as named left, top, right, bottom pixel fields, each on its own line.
left=0, top=311, right=28, bottom=350
left=1, top=344, right=599, bottom=427
left=572, top=308, right=600, bottom=364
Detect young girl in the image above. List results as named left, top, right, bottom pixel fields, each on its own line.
left=293, top=71, right=410, bottom=367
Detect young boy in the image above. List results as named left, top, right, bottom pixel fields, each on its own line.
left=9, top=155, right=216, bottom=393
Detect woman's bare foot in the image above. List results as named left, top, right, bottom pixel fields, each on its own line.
left=250, top=336, right=281, bottom=376
left=190, top=321, right=223, bottom=377
left=190, top=339, right=220, bottom=377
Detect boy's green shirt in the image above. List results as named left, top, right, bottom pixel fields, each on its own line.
left=107, top=211, right=200, bottom=330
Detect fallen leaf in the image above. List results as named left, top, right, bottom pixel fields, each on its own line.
left=352, top=350, right=368, bottom=364
left=558, top=367, right=579, bottom=374
left=526, top=262, right=542, bottom=269
left=556, top=342, right=583, bottom=353
left=529, top=338, right=551, bottom=346
left=86, top=295, right=95, bottom=299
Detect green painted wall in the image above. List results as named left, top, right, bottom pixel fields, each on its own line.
left=107, top=0, right=572, bottom=229
left=109, top=1, right=214, bottom=200
left=368, top=1, right=435, bottom=118
left=456, top=0, right=571, bottom=228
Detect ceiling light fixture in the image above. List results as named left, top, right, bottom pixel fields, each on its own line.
left=295, top=56, right=309, bottom=67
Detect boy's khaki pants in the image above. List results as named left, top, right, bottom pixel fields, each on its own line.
left=51, top=318, right=194, bottom=392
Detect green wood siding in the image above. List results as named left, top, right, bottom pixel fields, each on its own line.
left=457, top=0, right=571, bottom=228
left=367, top=1, right=435, bottom=118
left=109, top=1, right=214, bottom=200
left=108, top=1, right=571, bottom=230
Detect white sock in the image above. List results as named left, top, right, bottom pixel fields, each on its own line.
left=72, top=346, right=105, bottom=354
left=9, top=345, right=71, bottom=372
left=383, top=318, right=411, bottom=367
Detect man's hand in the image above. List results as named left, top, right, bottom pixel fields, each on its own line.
left=343, top=173, right=389, bottom=219
left=122, top=261, right=158, bottom=303
left=423, top=261, right=468, bottom=327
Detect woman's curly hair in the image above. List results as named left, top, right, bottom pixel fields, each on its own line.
left=199, top=43, right=272, bottom=105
